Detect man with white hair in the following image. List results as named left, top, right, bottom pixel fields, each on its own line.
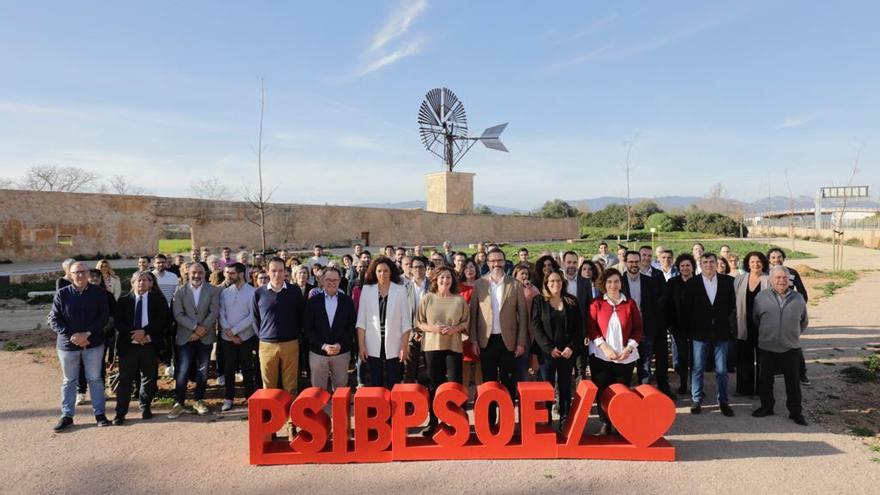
left=751, top=265, right=809, bottom=425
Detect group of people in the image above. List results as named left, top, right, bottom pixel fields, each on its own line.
left=48, top=239, right=810, bottom=435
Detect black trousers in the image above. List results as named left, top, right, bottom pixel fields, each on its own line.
left=758, top=348, right=802, bottom=416
left=480, top=335, right=517, bottom=424
left=654, top=329, right=671, bottom=390
left=589, top=355, right=635, bottom=423
left=221, top=336, right=258, bottom=401
left=424, top=350, right=463, bottom=423
left=404, top=338, right=425, bottom=384
left=115, top=345, right=159, bottom=416
left=736, top=339, right=759, bottom=395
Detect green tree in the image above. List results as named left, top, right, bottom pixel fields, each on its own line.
left=581, top=203, right=629, bottom=228
left=537, top=199, right=579, bottom=218
left=472, top=205, right=494, bottom=215
left=644, top=212, right=683, bottom=232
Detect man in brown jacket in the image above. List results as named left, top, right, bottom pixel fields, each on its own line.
left=469, top=247, right=529, bottom=423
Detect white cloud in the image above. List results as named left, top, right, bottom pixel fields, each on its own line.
left=369, top=0, right=428, bottom=52
left=354, top=0, right=428, bottom=77
left=774, top=116, right=808, bottom=130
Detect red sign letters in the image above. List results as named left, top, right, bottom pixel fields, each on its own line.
left=248, top=380, right=675, bottom=464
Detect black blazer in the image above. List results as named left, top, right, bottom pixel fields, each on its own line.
left=662, top=275, right=690, bottom=338
left=115, top=292, right=171, bottom=356
left=568, top=275, right=593, bottom=326
left=682, top=274, right=736, bottom=342
left=530, top=296, right=583, bottom=357
left=303, top=292, right=357, bottom=356
left=621, top=273, right=660, bottom=341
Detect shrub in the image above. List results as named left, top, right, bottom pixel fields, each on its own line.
left=645, top=213, right=683, bottom=232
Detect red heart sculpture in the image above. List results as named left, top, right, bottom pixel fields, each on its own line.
left=603, top=384, right=675, bottom=448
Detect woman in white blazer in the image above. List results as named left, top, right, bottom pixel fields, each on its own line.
left=733, top=251, right=770, bottom=396
left=357, top=256, right=412, bottom=388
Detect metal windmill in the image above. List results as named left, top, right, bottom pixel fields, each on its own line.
left=418, top=87, right=508, bottom=172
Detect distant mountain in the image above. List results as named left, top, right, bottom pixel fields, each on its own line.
left=354, top=200, right=526, bottom=215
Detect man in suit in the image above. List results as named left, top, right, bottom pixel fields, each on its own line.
left=561, top=250, right=593, bottom=378
left=639, top=245, right=675, bottom=398
left=621, top=251, right=663, bottom=389
left=169, top=262, right=220, bottom=419
left=469, top=248, right=529, bottom=424
left=683, top=252, right=737, bottom=416
left=303, top=266, right=356, bottom=392
left=404, top=256, right=430, bottom=384
left=113, top=271, right=170, bottom=424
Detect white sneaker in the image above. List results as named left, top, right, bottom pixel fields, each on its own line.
left=193, top=400, right=210, bottom=415
left=168, top=403, right=185, bottom=419
left=235, top=373, right=244, bottom=383
left=216, top=375, right=226, bottom=387
left=221, top=399, right=233, bottom=412
left=164, top=365, right=174, bottom=378
left=75, top=393, right=87, bottom=406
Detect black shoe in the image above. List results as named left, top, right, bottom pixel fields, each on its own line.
left=112, top=415, right=126, bottom=426
left=659, top=387, right=677, bottom=401
left=598, top=422, right=613, bottom=435
left=141, top=407, right=153, bottom=420
left=751, top=408, right=774, bottom=418
left=800, top=376, right=811, bottom=386
left=720, top=404, right=735, bottom=417
left=421, top=423, right=437, bottom=438
left=96, top=414, right=112, bottom=427
left=790, top=414, right=808, bottom=426
left=53, top=416, right=73, bottom=432
left=690, top=402, right=702, bottom=414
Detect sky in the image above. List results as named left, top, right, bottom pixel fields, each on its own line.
left=1, top=0, right=879, bottom=210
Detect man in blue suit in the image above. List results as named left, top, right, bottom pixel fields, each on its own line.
left=303, top=266, right=357, bottom=391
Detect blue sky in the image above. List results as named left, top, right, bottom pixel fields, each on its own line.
left=1, top=1, right=878, bottom=209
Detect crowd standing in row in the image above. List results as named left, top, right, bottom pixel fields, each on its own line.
left=48, top=240, right=810, bottom=434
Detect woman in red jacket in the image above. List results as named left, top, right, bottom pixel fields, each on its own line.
left=587, top=268, right=644, bottom=435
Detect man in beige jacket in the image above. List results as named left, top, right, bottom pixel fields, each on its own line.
left=469, top=247, right=529, bottom=423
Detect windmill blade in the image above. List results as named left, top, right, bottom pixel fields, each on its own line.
left=479, top=123, right=509, bottom=152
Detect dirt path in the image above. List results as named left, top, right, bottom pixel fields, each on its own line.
left=760, top=237, right=880, bottom=270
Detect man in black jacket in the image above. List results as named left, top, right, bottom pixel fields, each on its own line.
left=621, top=251, right=662, bottom=388
left=683, top=253, right=737, bottom=416
left=561, top=251, right=593, bottom=379
left=113, top=271, right=170, bottom=424
left=303, top=267, right=356, bottom=391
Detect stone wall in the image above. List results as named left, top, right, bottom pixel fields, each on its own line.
left=0, top=189, right=578, bottom=261
left=751, top=225, right=880, bottom=249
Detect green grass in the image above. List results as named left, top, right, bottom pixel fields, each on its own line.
left=841, top=365, right=878, bottom=384
left=3, top=341, right=25, bottom=352
left=810, top=270, right=860, bottom=298
left=851, top=426, right=875, bottom=437
left=158, top=239, right=191, bottom=253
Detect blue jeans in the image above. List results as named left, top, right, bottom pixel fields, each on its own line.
left=692, top=339, right=729, bottom=405
left=515, top=353, right=530, bottom=382
left=636, top=338, right=655, bottom=385
left=175, top=341, right=212, bottom=404
left=58, top=345, right=106, bottom=417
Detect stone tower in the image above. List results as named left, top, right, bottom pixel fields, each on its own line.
left=425, top=171, right=474, bottom=214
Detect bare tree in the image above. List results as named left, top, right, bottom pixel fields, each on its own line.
left=244, top=78, right=274, bottom=253
left=622, top=132, right=639, bottom=240
left=833, top=141, right=865, bottom=270
left=22, top=164, right=97, bottom=192
left=107, top=175, right=149, bottom=195
left=784, top=169, right=796, bottom=251
left=190, top=177, right=232, bottom=200
left=0, top=177, right=14, bottom=189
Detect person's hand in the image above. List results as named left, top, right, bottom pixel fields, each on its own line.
left=359, top=347, right=368, bottom=362
left=600, top=343, right=619, bottom=361
left=551, top=348, right=562, bottom=358
left=561, top=347, right=573, bottom=359
left=618, top=346, right=632, bottom=362
left=70, top=332, right=89, bottom=347
left=231, top=334, right=243, bottom=345
left=440, top=326, right=450, bottom=335
left=399, top=346, right=409, bottom=363
left=132, top=329, right=146, bottom=344
left=472, top=342, right=480, bottom=357
left=413, top=332, right=422, bottom=342
left=188, top=333, right=200, bottom=342
left=223, top=329, right=234, bottom=339
left=515, top=344, right=526, bottom=358
left=194, top=325, right=208, bottom=337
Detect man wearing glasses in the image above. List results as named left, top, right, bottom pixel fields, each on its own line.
left=404, top=256, right=430, bottom=383
left=49, top=261, right=111, bottom=431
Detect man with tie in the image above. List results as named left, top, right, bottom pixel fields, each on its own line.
left=683, top=253, right=737, bottom=416
left=112, top=271, right=170, bottom=425
left=303, top=266, right=357, bottom=392
left=168, top=263, right=220, bottom=419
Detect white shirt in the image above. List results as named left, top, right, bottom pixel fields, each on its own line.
left=134, top=292, right=149, bottom=328
left=190, top=283, right=203, bottom=308
left=661, top=267, right=675, bottom=281
left=626, top=273, right=642, bottom=309
left=565, top=275, right=578, bottom=299
left=489, top=277, right=504, bottom=335
left=324, top=292, right=339, bottom=327
left=589, top=294, right=639, bottom=364
left=702, top=274, right=718, bottom=305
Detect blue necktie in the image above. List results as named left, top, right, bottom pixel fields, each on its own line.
left=135, top=295, right=144, bottom=329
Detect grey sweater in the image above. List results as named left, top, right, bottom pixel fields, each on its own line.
left=752, top=289, right=808, bottom=353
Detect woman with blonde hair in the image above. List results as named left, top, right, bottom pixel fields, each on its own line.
left=96, top=259, right=121, bottom=300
